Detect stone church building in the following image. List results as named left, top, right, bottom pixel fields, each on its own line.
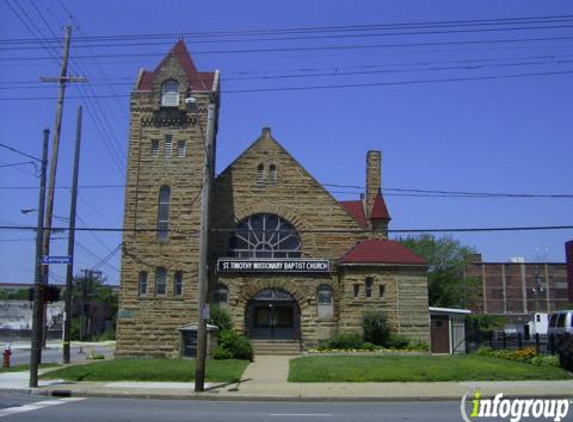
left=116, top=40, right=430, bottom=357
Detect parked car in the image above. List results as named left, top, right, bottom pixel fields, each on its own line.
left=547, top=310, right=573, bottom=335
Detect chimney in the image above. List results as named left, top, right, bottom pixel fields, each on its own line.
left=365, top=150, right=381, bottom=220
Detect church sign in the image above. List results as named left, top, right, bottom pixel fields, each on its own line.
left=217, top=258, right=330, bottom=273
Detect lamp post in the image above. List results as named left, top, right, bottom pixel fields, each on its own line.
left=185, top=95, right=216, bottom=392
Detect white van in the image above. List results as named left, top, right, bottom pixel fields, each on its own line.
left=547, top=310, right=573, bottom=335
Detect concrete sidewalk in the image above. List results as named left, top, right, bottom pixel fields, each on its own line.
left=1, top=355, right=572, bottom=402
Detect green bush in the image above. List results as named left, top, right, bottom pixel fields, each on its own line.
left=362, top=310, right=391, bottom=346
left=214, top=330, right=253, bottom=361
left=212, top=347, right=234, bottom=360
left=323, top=332, right=364, bottom=350
left=530, top=355, right=560, bottom=368
left=209, top=306, right=233, bottom=332
left=384, top=334, right=410, bottom=349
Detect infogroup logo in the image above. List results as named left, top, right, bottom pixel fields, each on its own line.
left=460, top=391, right=571, bottom=422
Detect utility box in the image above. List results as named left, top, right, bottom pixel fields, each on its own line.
left=179, top=324, right=219, bottom=358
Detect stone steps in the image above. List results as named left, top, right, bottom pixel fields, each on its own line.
left=251, top=340, right=302, bottom=355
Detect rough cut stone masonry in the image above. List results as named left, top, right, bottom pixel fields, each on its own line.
left=116, top=41, right=430, bottom=357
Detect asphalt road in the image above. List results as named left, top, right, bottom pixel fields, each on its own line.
left=7, top=345, right=114, bottom=366
left=0, top=392, right=526, bottom=422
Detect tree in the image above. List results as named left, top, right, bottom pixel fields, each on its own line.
left=72, top=270, right=118, bottom=340
left=399, top=234, right=478, bottom=308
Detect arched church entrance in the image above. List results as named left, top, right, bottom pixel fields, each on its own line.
left=245, top=288, right=300, bottom=340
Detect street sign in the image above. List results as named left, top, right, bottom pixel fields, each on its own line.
left=41, top=255, right=72, bottom=265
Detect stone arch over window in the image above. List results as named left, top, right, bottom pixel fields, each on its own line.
left=157, top=185, right=171, bottom=241
left=226, top=213, right=302, bottom=258
left=161, top=79, right=179, bottom=107
left=214, top=283, right=229, bottom=308
left=317, top=284, right=333, bottom=319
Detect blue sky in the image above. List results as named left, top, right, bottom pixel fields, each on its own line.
left=1, top=0, right=572, bottom=285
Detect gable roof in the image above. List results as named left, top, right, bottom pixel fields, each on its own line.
left=136, top=40, right=217, bottom=92
left=339, top=200, right=368, bottom=229
left=370, top=189, right=391, bottom=220
left=339, top=239, right=426, bottom=265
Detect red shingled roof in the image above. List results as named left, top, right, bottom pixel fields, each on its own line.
left=137, top=40, right=216, bottom=91
left=340, top=239, right=426, bottom=265
left=340, top=200, right=368, bottom=228
left=370, top=190, right=391, bottom=220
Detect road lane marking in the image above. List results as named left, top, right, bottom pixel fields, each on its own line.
left=270, top=414, right=333, bottom=417
left=0, top=398, right=86, bottom=418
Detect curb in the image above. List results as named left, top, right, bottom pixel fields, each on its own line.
left=33, top=388, right=573, bottom=403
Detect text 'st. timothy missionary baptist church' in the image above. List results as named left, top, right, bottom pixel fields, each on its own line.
left=116, top=40, right=430, bottom=357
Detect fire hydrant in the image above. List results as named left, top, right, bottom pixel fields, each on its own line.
left=2, top=347, right=11, bottom=368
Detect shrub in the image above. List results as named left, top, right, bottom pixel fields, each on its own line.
left=362, top=342, right=376, bottom=351
left=384, top=334, right=410, bottom=350
left=324, top=332, right=364, bottom=350
left=555, top=333, right=573, bottom=371
left=408, top=339, right=429, bottom=352
left=530, top=355, right=560, bottom=368
left=362, top=310, right=391, bottom=346
left=209, top=306, right=233, bottom=332
left=214, top=330, right=253, bottom=361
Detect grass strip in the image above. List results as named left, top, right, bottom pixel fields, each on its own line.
left=289, top=355, right=571, bottom=382
left=40, top=358, right=249, bottom=383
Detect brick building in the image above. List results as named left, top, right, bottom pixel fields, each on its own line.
left=464, top=254, right=570, bottom=332
left=116, top=41, right=430, bottom=358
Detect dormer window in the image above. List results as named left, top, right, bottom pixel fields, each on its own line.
left=161, top=79, right=179, bottom=107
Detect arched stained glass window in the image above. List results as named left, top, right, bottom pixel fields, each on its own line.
left=227, top=213, right=301, bottom=258
left=161, top=79, right=179, bottom=107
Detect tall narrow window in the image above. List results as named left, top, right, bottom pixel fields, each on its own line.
left=365, top=277, right=373, bottom=299
left=164, top=135, right=172, bottom=158
left=161, top=79, right=179, bottom=107
left=157, top=185, right=171, bottom=241
left=155, top=267, right=167, bottom=296
left=151, top=140, right=159, bottom=158
left=379, top=284, right=386, bottom=300
left=138, top=271, right=148, bottom=296
left=268, top=164, right=277, bottom=184
left=256, top=164, right=264, bottom=186
left=214, top=284, right=229, bottom=308
left=353, top=284, right=360, bottom=300
left=317, top=284, right=333, bottom=319
left=174, top=271, right=183, bottom=297
left=177, top=140, right=186, bottom=158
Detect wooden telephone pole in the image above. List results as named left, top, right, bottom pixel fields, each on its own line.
left=39, top=25, right=85, bottom=352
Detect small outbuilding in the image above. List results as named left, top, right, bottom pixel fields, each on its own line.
left=429, top=307, right=471, bottom=354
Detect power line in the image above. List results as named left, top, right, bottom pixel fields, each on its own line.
left=4, top=35, right=573, bottom=62
left=0, top=182, right=571, bottom=199
left=1, top=224, right=572, bottom=234
left=3, top=13, right=573, bottom=45
left=2, top=67, right=573, bottom=100
left=0, top=142, right=42, bottom=161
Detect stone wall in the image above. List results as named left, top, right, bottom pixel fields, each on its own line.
left=116, top=53, right=217, bottom=357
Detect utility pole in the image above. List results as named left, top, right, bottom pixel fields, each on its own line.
left=39, top=25, right=86, bottom=350
left=30, top=129, right=49, bottom=388
left=63, top=106, right=82, bottom=364
left=194, top=97, right=217, bottom=393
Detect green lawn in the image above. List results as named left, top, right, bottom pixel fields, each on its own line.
left=40, top=359, right=249, bottom=383
left=289, top=355, right=571, bottom=382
